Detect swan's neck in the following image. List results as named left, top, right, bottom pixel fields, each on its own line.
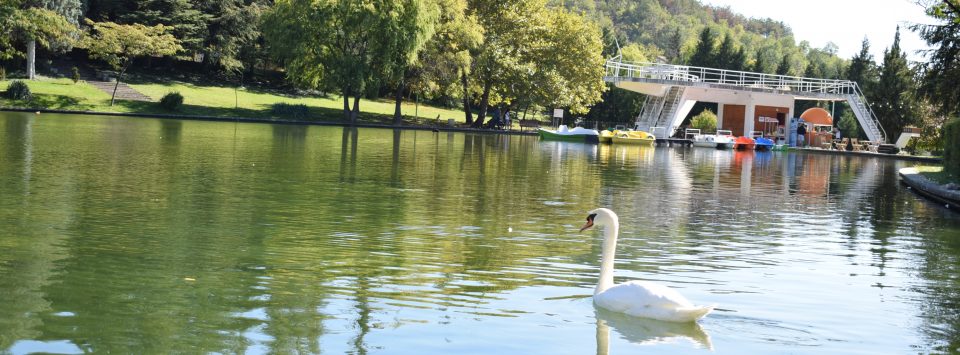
left=595, top=220, right=619, bottom=295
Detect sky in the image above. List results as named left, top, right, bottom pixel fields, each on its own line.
left=699, top=0, right=933, bottom=63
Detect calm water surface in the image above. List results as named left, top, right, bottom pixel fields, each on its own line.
left=2, top=113, right=960, bottom=354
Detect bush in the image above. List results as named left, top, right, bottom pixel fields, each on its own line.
left=945, top=118, right=960, bottom=177
left=690, top=109, right=717, bottom=132
left=5, top=80, right=31, bottom=101
left=271, top=102, right=310, bottom=120
left=0, top=66, right=5, bottom=81
left=71, top=67, right=80, bottom=84
left=158, top=91, right=184, bottom=111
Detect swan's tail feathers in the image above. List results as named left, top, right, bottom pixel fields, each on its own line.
left=674, top=305, right=715, bottom=322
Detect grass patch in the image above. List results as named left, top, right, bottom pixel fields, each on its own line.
left=915, top=165, right=960, bottom=185
left=0, top=77, right=469, bottom=124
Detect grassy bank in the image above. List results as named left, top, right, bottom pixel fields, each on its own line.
left=915, top=165, right=960, bottom=185
left=0, top=77, right=469, bottom=125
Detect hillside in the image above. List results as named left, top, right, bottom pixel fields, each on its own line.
left=554, top=0, right=845, bottom=78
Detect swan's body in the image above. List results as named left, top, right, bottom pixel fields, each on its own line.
left=582, top=208, right=714, bottom=322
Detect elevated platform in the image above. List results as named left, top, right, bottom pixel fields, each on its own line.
left=603, top=59, right=887, bottom=143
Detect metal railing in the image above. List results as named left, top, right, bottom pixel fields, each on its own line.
left=604, top=59, right=859, bottom=96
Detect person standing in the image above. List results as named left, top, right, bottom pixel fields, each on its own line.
left=797, top=122, right=807, bottom=147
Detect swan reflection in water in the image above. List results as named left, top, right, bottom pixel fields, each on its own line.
left=595, top=307, right=713, bottom=354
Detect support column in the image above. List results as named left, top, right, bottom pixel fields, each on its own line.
left=716, top=104, right=725, bottom=131
left=744, top=102, right=756, bottom=136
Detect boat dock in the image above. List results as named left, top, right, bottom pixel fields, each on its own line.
left=655, top=138, right=694, bottom=146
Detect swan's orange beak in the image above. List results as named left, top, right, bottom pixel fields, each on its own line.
left=579, top=220, right=593, bottom=232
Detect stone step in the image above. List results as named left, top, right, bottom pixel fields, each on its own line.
left=87, top=80, right=153, bottom=102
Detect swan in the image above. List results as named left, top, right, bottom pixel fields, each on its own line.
left=580, top=208, right=714, bottom=322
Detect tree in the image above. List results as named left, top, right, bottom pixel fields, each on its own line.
left=265, top=0, right=438, bottom=123
left=467, top=0, right=545, bottom=127
left=197, top=0, right=267, bottom=73
left=688, top=27, right=715, bottom=67
left=412, top=0, right=482, bottom=124
left=871, top=26, right=917, bottom=140
left=847, top=37, right=878, bottom=87
left=913, top=0, right=960, bottom=116
left=752, top=49, right=767, bottom=73
left=838, top=109, right=862, bottom=139
left=379, top=0, right=439, bottom=125
left=776, top=54, right=791, bottom=75
left=80, top=20, right=183, bottom=106
left=23, top=0, right=81, bottom=79
left=690, top=109, right=717, bottom=132
left=715, top=33, right=736, bottom=69
left=119, top=0, right=209, bottom=54
left=531, top=8, right=606, bottom=114
left=0, top=0, right=76, bottom=79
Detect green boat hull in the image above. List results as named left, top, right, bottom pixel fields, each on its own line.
left=538, top=129, right=600, bottom=143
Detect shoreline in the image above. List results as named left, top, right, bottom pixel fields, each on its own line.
left=0, top=107, right=540, bottom=136
left=0, top=107, right=945, bottom=164
left=899, top=167, right=960, bottom=210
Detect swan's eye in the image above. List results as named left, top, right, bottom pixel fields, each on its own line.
left=587, top=213, right=597, bottom=222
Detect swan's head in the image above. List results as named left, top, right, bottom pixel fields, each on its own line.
left=580, top=208, right=618, bottom=232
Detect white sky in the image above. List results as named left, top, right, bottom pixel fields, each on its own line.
left=699, top=0, right=932, bottom=63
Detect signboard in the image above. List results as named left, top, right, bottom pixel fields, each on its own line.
left=758, top=116, right=779, bottom=123
left=553, top=109, right=564, bottom=118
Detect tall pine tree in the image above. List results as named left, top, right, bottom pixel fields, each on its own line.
left=688, top=27, right=716, bottom=67
left=871, top=26, right=917, bottom=140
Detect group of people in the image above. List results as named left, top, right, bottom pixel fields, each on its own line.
left=485, top=107, right=512, bottom=130
left=795, top=120, right=843, bottom=148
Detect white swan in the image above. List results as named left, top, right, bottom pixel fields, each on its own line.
left=580, top=208, right=714, bottom=322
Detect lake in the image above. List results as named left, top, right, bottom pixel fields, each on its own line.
left=2, top=112, right=959, bottom=354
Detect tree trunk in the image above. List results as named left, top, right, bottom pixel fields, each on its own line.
left=473, top=81, right=492, bottom=128
left=351, top=95, right=360, bottom=123
left=26, top=40, right=36, bottom=80
left=343, top=87, right=351, bottom=121
left=393, top=82, right=404, bottom=125
left=461, top=70, right=473, bottom=125
left=110, top=60, right=131, bottom=107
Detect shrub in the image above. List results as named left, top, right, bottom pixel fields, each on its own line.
left=271, top=102, right=310, bottom=120
left=5, top=80, right=31, bottom=101
left=158, top=91, right=184, bottom=111
left=690, top=109, right=717, bottom=132
left=71, top=67, right=80, bottom=84
left=945, top=118, right=960, bottom=177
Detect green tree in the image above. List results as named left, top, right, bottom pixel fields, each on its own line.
left=871, top=26, right=917, bottom=140
left=847, top=37, right=878, bottom=87
left=912, top=0, right=960, bottom=116
left=715, top=33, right=736, bottom=69
left=0, top=0, right=76, bottom=79
left=838, top=109, right=861, bottom=139
left=776, top=54, right=791, bottom=75
left=80, top=20, right=183, bottom=106
left=467, top=0, right=545, bottom=127
left=380, top=0, right=439, bottom=125
left=198, top=0, right=267, bottom=72
left=688, top=27, right=716, bottom=67
left=119, top=0, right=209, bottom=53
left=690, top=109, right=717, bottom=132
left=752, top=49, right=767, bottom=73
left=531, top=8, right=605, bottom=114
left=23, top=0, right=81, bottom=79
left=412, top=0, right=482, bottom=124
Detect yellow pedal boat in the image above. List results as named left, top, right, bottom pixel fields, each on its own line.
left=599, top=130, right=615, bottom=144
left=611, top=130, right=656, bottom=145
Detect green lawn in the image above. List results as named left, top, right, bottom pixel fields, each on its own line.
left=915, top=165, right=959, bottom=185
left=0, top=77, right=469, bottom=124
